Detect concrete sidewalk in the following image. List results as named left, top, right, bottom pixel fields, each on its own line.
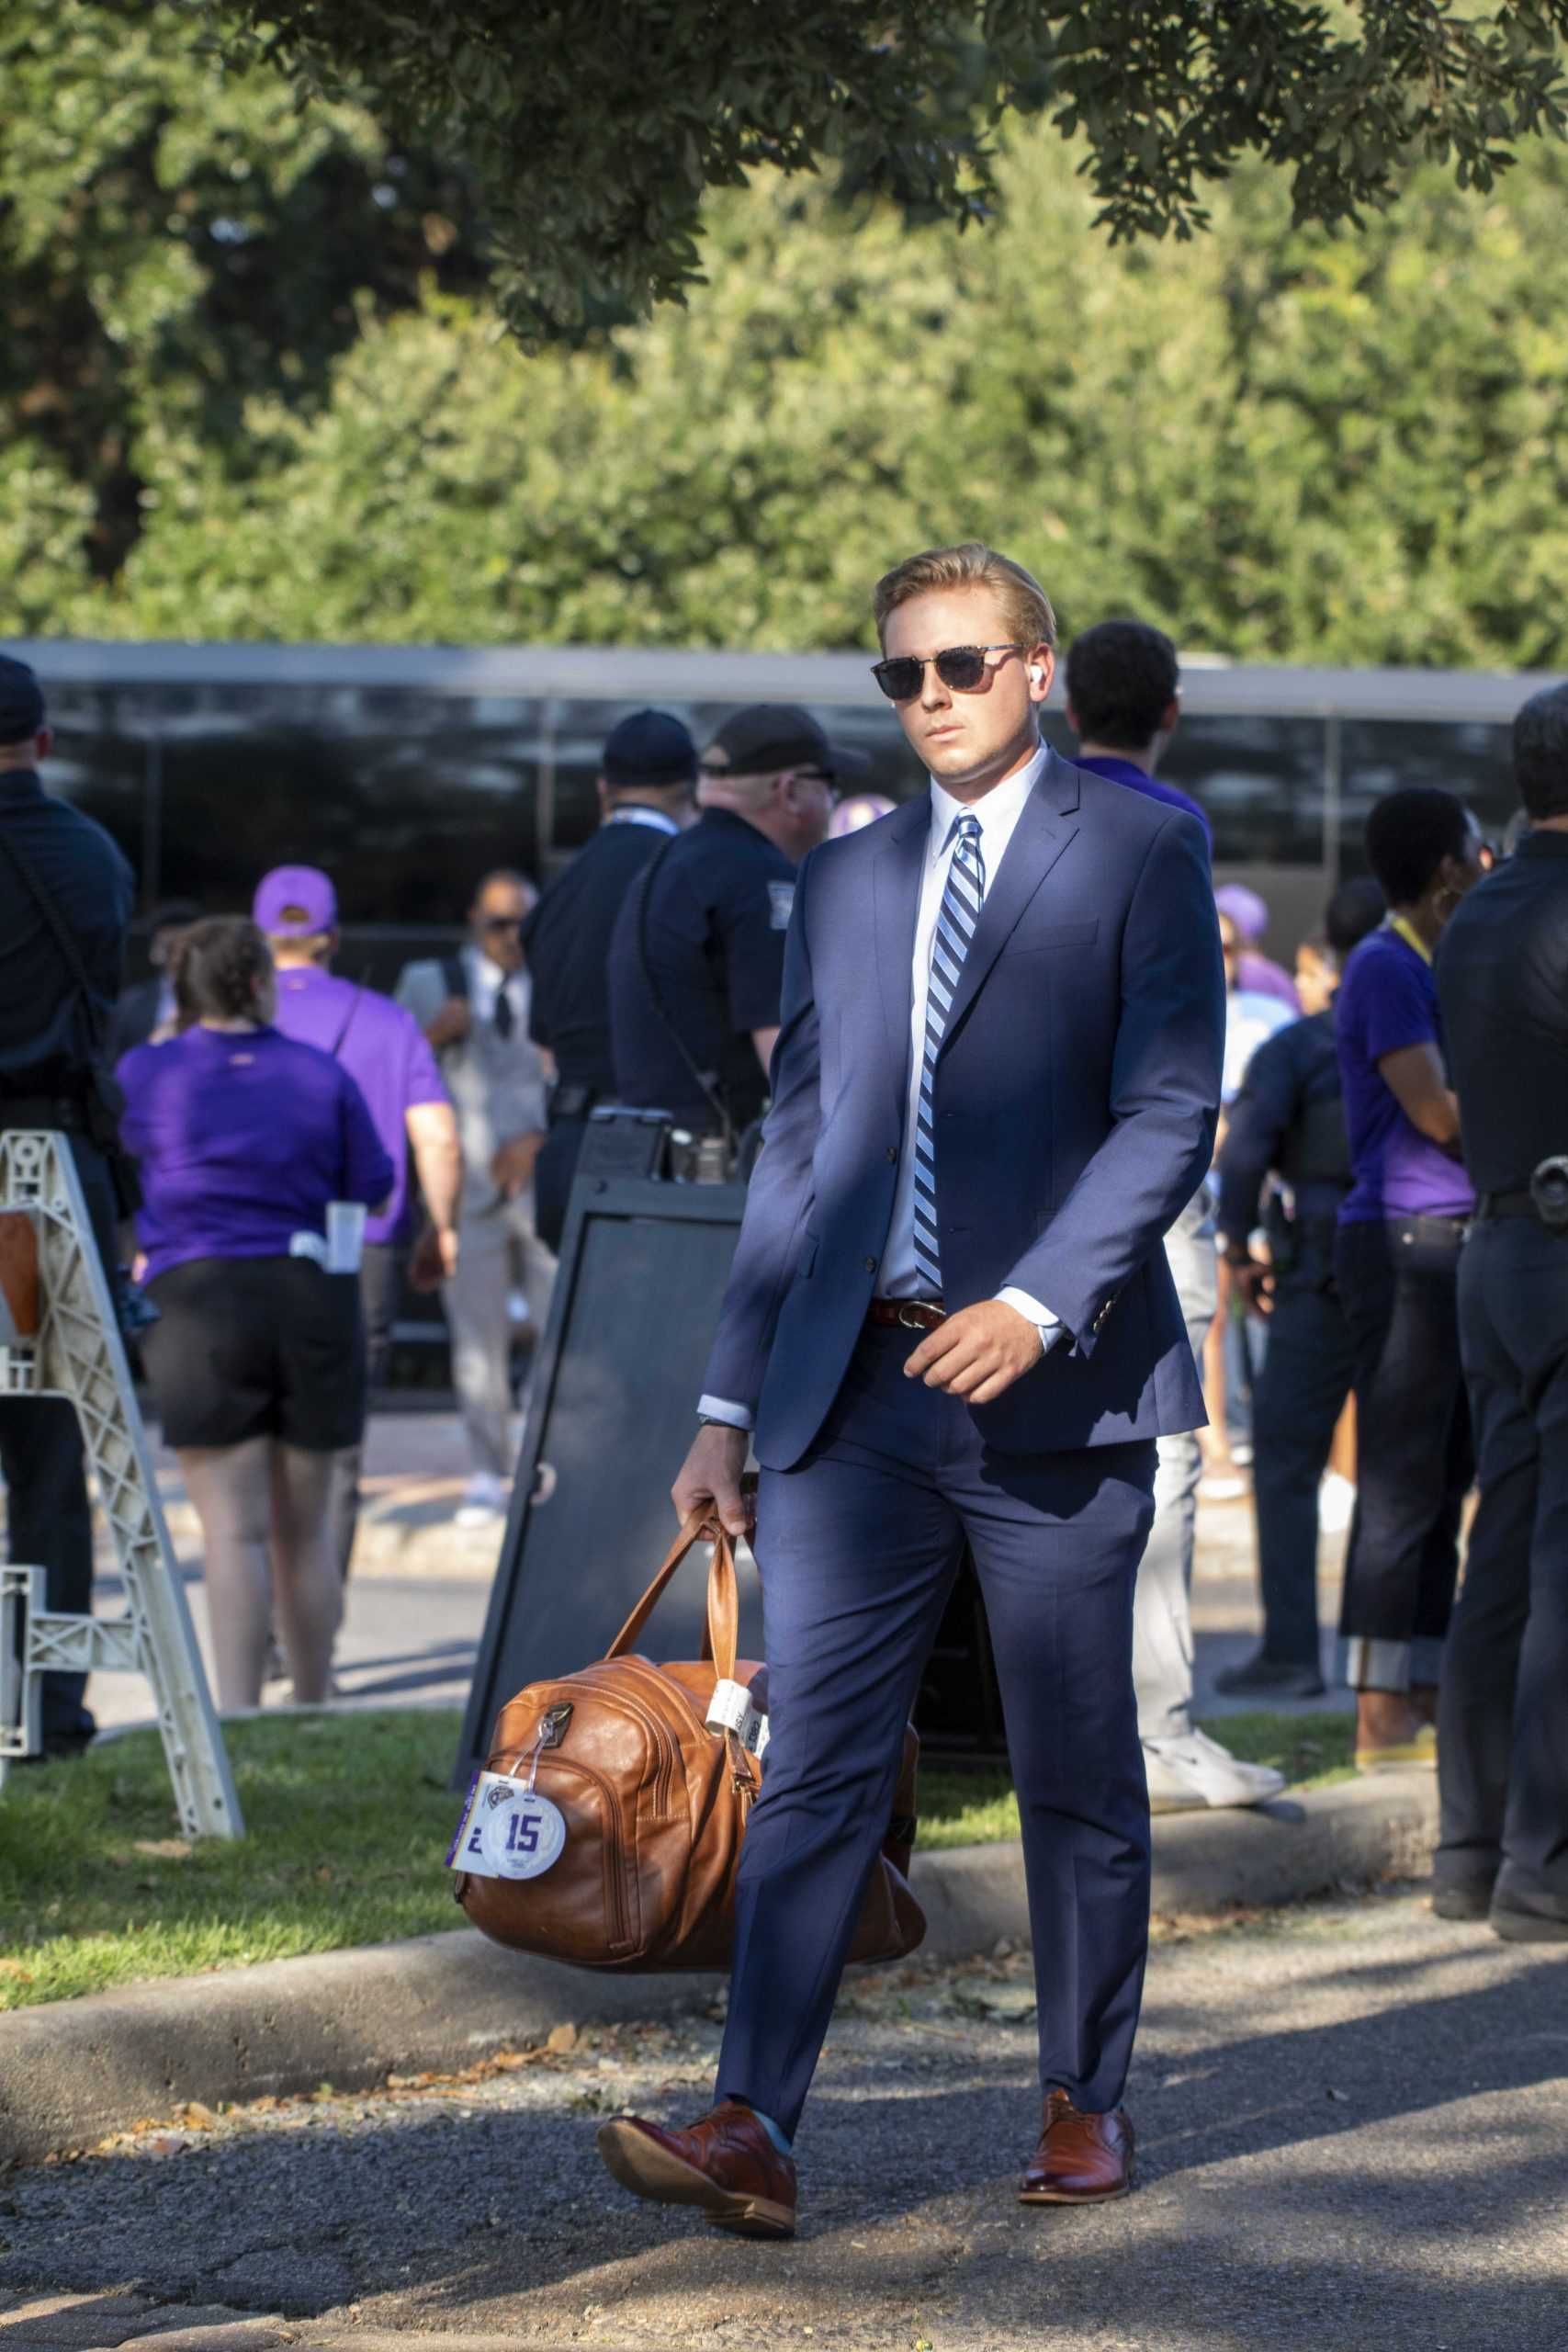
left=70, top=1411, right=1350, bottom=1735
left=0, top=1772, right=1437, bottom=2167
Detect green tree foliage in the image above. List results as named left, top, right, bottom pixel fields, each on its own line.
left=8, top=4, right=1568, bottom=668
left=0, top=0, right=489, bottom=619
left=206, top=1, right=1568, bottom=339
left=80, top=124, right=1568, bottom=671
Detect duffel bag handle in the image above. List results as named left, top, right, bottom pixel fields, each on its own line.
left=605, top=1510, right=739, bottom=1679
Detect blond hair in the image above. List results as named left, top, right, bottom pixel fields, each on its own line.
left=872, top=541, right=1057, bottom=652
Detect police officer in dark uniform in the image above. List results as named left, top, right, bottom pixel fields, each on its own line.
left=1432, top=682, right=1568, bottom=1939
left=0, top=654, right=133, bottom=1756
left=525, top=710, right=699, bottom=1250
left=606, top=706, right=863, bottom=1148
left=1213, top=876, right=1384, bottom=1698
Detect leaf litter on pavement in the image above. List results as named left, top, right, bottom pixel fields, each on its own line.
left=51, top=1889, right=1416, bottom=2171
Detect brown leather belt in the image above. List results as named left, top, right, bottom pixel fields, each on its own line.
left=865, top=1296, right=946, bottom=1333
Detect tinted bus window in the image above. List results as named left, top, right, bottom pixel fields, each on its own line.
left=146, top=687, right=545, bottom=919
left=1158, top=716, right=1329, bottom=866
left=41, top=688, right=148, bottom=893
left=1339, top=719, right=1514, bottom=871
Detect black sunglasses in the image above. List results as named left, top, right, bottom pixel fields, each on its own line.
left=481, top=915, right=524, bottom=933
left=870, top=642, right=1025, bottom=703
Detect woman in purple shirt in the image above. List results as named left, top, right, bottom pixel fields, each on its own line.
left=1334, top=787, right=1486, bottom=1768
left=118, top=918, right=393, bottom=1712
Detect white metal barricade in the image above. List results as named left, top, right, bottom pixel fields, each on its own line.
left=0, top=1130, right=242, bottom=1838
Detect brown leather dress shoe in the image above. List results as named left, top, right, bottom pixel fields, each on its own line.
left=1018, top=2088, right=1134, bottom=2204
left=597, top=2100, right=796, bottom=2238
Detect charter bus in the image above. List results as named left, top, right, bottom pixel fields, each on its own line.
left=9, top=638, right=1551, bottom=989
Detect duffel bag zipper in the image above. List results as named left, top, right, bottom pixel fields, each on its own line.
left=517, top=1679, right=680, bottom=1822
left=603, top=1657, right=731, bottom=1807
left=567, top=1668, right=684, bottom=1822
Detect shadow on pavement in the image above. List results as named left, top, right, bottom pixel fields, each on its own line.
left=0, top=1933, right=1562, bottom=2349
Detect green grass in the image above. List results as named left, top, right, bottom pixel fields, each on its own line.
left=0, top=1710, right=469, bottom=2011
left=919, top=1712, right=1356, bottom=1850
left=0, top=1706, right=1355, bottom=2009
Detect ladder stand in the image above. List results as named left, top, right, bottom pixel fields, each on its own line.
left=0, top=1130, right=242, bottom=1837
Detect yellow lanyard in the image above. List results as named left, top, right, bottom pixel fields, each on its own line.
left=1386, top=913, right=1433, bottom=967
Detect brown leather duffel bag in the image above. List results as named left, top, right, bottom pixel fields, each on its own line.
left=455, top=1511, right=925, bottom=1972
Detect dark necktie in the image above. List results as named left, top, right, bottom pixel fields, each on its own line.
left=493, top=987, right=514, bottom=1041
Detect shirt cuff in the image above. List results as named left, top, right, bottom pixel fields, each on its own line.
left=996, top=1290, right=1066, bottom=1352
left=697, top=1395, right=755, bottom=1431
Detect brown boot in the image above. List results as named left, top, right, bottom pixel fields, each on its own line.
left=597, top=2100, right=796, bottom=2238
left=1019, top=2088, right=1134, bottom=2204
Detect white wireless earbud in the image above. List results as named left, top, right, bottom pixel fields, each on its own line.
left=1028, top=665, right=1044, bottom=684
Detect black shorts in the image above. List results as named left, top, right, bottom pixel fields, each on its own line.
left=143, top=1255, right=367, bottom=1453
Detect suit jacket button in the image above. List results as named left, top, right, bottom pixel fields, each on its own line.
left=886, top=1146, right=897, bottom=1162
left=863, top=1256, right=877, bottom=1274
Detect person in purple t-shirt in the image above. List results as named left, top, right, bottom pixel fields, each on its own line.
left=1334, top=786, right=1486, bottom=1767
left=118, top=919, right=393, bottom=1713
left=254, top=865, right=459, bottom=1575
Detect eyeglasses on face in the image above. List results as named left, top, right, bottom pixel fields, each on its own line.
left=481, top=915, right=524, bottom=933
left=870, top=643, right=1026, bottom=703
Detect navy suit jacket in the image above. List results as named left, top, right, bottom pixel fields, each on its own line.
left=703, top=745, right=1225, bottom=1467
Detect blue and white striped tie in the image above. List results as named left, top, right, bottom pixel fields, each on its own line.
left=912, top=812, right=985, bottom=1294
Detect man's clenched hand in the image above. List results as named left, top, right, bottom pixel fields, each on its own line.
left=672, top=1422, right=750, bottom=1537
left=903, top=1298, right=1044, bottom=1403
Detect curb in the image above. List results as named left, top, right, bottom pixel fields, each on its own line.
left=0, top=1770, right=1437, bottom=2167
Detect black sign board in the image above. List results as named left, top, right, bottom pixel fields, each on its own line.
left=455, top=1114, right=1007, bottom=1785
left=455, top=1133, right=759, bottom=1784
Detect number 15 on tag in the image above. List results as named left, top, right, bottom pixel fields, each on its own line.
left=447, top=1771, right=568, bottom=1881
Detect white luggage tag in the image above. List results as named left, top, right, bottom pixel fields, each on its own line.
left=449, top=1702, right=572, bottom=1880
left=705, top=1677, right=771, bottom=1759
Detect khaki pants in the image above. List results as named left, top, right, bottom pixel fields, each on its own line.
left=443, top=1191, right=558, bottom=1482
left=1132, top=1188, right=1220, bottom=1742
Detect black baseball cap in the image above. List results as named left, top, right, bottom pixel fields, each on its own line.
left=702, top=704, right=872, bottom=783
left=602, top=707, right=699, bottom=791
left=0, top=655, right=46, bottom=747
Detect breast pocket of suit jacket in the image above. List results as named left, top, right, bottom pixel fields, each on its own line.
left=1005, top=917, right=1100, bottom=957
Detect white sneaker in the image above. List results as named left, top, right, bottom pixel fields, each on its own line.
left=1142, top=1727, right=1287, bottom=1814
left=456, top=1472, right=508, bottom=1529
left=1318, top=1471, right=1357, bottom=1534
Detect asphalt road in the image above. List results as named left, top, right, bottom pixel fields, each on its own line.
left=2, top=1888, right=1563, bottom=2352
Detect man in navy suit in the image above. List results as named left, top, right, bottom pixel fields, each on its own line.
left=598, top=543, right=1224, bottom=2238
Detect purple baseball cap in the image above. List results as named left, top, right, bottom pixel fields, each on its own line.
left=253, top=865, right=338, bottom=936
left=1213, top=882, right=1269, bottom=942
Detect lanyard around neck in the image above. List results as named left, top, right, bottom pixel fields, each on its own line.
left=1386, top=913, right=1433, bottom=967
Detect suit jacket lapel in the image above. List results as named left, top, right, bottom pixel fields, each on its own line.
left=873, top=797, right=928, bottom=1087
left=940, top=749, right=1081, bottom=1049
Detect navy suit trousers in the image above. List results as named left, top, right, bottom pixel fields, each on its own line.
left=716, top=1325, right=1157, bottom=2137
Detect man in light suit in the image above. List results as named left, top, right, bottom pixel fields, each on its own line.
left=395, top=871, right=555, bottom=1525
left=597, top=543, right=1224, bottom=2237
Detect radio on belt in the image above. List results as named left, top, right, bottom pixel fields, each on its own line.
left=705, top=1677, right=770, bottom=1758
